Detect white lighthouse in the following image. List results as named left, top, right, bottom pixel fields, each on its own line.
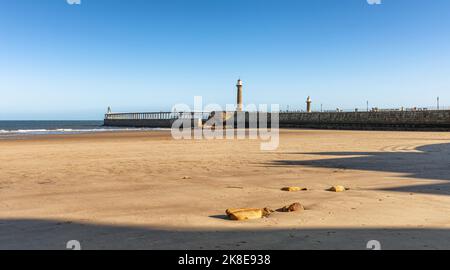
left=306, top=96, right=312, bottom=113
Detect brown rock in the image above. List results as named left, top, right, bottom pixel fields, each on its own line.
left=279, top=202, right=304, bottom=212
left=281, top=187, right=308, bottom=192
left=328, top=185, right=348, bottom=192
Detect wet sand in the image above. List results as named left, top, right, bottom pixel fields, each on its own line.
left=1, top=129, right=450, bottom=250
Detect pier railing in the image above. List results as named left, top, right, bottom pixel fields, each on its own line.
left=105, top=109, right=450, bottom=121
left=282, top=106, right=450, bottom=113
left=105, top=112, right=211, bottom=121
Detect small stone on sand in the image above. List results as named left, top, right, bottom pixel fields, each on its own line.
left=328, top=185, right=348, bottom=192
left=281, top=187, right=307, bottom=192
left=226, top=208, right=265, bottom=221
left=279, top=202, right=304, bottom=212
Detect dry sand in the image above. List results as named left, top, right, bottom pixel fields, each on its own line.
left=1, top=129, right=450, bottom=250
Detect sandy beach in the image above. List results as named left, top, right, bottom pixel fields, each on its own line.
left=1, top=129, right=450, bottom=250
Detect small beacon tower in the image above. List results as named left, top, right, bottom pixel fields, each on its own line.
left=236, top=79, right=243, bottom=112
left=306, top=96, right=312, bottom=113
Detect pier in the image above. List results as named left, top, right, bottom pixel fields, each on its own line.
left=104, top=112, right=210, bottom=128
left=104, top=110, right=450, bottom=131
left=104, top=80, right=450, bottom=131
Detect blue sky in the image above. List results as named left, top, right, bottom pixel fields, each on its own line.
left=1, top=0, right=450, bottom=120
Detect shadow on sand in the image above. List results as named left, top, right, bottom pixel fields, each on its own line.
left=1, top=218, right=450, bottom=250
left=3, top=143, right=450, bottom=250
left=269, top=143, right=450, bottom=196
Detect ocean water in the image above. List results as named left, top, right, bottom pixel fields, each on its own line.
left=0, top=121, right=154, bottom=137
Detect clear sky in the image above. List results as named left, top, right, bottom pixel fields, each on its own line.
left=1, top=0, right=450, bottom=120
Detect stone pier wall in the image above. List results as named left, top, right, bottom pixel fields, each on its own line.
left=276, top=110, right=450, bottom=130
left=104, top=110, right=450, bottom=131
left=104, top=118, right=203, bottom=129
left=104, top=119, right=175, bottom=128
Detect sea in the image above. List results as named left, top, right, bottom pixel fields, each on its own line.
left=0, top=120, right=156, bottom=137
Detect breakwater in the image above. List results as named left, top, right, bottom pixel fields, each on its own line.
left=104, top=110, right=450, bottom=131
